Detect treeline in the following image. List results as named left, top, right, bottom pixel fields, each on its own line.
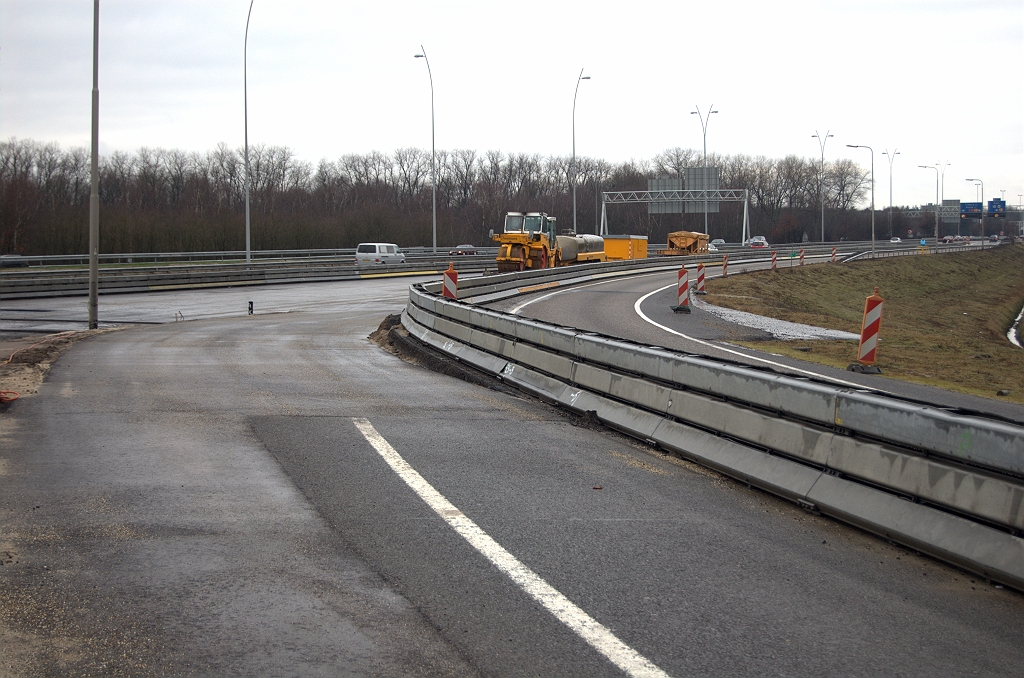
left=2, top=137, right=901, bottom=256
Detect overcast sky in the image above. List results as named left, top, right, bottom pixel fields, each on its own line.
left=2, top=0, right=1022, bottom=208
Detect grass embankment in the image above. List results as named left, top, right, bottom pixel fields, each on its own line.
left=704, top=244, right=1024, bottom=404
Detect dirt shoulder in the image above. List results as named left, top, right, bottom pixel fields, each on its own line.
left=0, top=330, right=114, bottom=409
left=703, top=244, right=1024, bottom=404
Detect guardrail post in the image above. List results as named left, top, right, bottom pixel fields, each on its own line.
left=671, top=266, right=691, bottom=313
left=849, top=287, right=884, bottom=374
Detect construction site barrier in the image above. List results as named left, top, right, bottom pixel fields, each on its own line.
left=672, top=267, right=690, bottom=313
left=442, top=264, right=458, bottom=299
left=857, top=287, right=884, bottom=365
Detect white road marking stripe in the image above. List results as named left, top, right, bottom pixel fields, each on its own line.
left=510, top=271, right=671, bottom=315
left=351, top=418, right=671, bottom=678
left=632, top=281, right=873, bottom=390
left=511, top=265, right=873, bottom=390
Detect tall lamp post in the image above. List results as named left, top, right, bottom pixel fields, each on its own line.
left=244, top=0, right=254, bottom=263
left=918, top=165, right=939, bottom=242
left=691, top=104, right=717, bottom=235
left=415, top=47, right=436, bottom=253
left=1019, top=193, right=1023, bottom=237
left=812, top=130, right=833, bottom=242
left=572, top=68, right=590, bottom=234
left=88, top=0, right=99, bottom=329
left=938, top=161, right=951, bottom=234
left=882, top=149, right=899, bottom=239
left=966, top=178, right=984, bottom=245
left=847, top=145, right=875, bottom=258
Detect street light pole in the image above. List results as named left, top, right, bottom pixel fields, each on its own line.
left=88, top=0, right=100, bottom=329
left=691, top=105, right=717, bottom=236
left=812, top=130, right=833, bottom=242
left=919, top=165, right=939, bottom=242
left=244, top=0, right=253, bottom=263
left=966, top=178, right=984, bottom=245
left=882, top=149, right=899, bottom=239
left=938, top=160, right=951, bottom=234
left=1019, top=194, right=1023, bottom=237
left=847, top=145, right=874, bottom=257
left=572, top=68, right=590, bottom=235
left=415, top=47, right=436, bottom=253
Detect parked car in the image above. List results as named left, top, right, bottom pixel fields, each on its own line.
left=890, top=237, right=901, bottom=243
left=747, top=236, right=769, bottom=248
left=355, top=243, right=406, bottom=266
left=448, top=244, right=477, bottom=256
left=710, top=239, right=726, bottom=247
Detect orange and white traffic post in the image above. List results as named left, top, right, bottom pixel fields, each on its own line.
left=852, top=287, right=884, bottom=371
left=831, top=246, right=837, bottom=263
left=672, top=266, right=691, bottom=313
left=721, top=254, right=729, bottom=278
left=771, top=250, right=777, bottom=270
left=442, top=263, right=458, bottom=299
left=799, top=248, right=805, bottom=266
left=695, top=263, right=707, bottom=294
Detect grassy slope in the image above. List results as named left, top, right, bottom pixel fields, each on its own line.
left=704, top=244, right=1024, bottom=404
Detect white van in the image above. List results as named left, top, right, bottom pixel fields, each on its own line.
left=355, top=243, right=406, bottom=267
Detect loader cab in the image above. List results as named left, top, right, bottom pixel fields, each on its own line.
left=504, top=212, right=556, bottom=242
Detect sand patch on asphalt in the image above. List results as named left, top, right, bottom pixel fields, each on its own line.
left=0, top=329, right=114, bottom=406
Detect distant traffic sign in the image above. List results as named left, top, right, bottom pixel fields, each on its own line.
left=988, top=199, right=1006, bottom=218
left=960, top=202, right=983, bottom=218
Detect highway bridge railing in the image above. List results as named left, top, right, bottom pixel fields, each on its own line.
left=402, top=257, right=1024, bottom=591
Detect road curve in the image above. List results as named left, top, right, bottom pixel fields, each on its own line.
left=2, top=278, right=1023, bottom=676
left=490, top=263, right=1024, bottom=423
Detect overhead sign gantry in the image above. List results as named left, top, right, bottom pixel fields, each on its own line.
left=600, top=188, right=751, bottom=243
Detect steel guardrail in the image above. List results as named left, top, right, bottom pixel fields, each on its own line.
left=1, top=240, right=996, bottom=300
left=401, top=257, right=1024, bottom=590
left=0, top=258, right=497, bottom=299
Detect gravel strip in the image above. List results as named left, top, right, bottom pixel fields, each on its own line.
left=691, top=297, right=860, bottom=340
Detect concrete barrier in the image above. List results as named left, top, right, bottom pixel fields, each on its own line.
left=400, top=266, right=1024, bottom=589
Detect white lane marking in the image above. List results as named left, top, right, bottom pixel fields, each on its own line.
left=351, top=418, right=671, bottom=678
left=632, top=281, right=871, bottom=389
left=510, top=271, right=670, bottom=315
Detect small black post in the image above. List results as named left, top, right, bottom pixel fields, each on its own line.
left=248, top=301, right=253, bottom=315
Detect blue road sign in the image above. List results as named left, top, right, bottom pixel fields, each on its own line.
left=989, top=199, right=1006, bottom=217
left=960, top=202, right=983, bottom=217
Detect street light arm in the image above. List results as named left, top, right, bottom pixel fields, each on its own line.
left=415, top=45, right=436, bottom=252
left=572, top=68, right=590, bottom=233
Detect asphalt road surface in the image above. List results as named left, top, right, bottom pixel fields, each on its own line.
left=2, top=277, right=1023, bottom=676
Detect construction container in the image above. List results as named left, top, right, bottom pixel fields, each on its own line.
left=604, top=235, right=649, bottom=261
